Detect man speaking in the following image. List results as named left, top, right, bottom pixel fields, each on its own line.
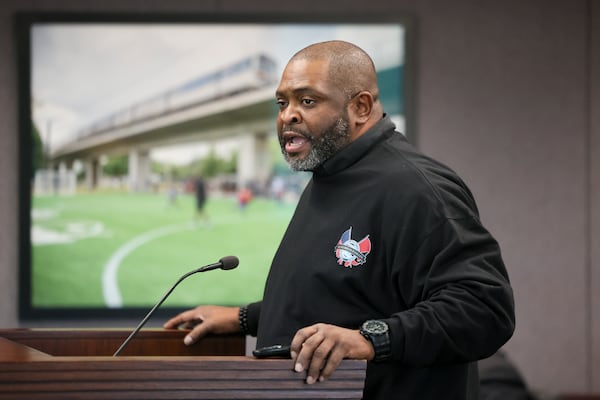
left=164, top=40, right=515, bottom=400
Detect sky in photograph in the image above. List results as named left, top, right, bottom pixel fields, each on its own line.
left=32, top=23, right=404, bottom=164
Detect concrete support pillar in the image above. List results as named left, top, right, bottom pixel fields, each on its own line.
left=58, top=161, right=76, bottom=195
left=85, top=158, right=100, bottom=191
left=128, top=148, right=151, bottom=192
left=236, top=132, right=271, bottom=193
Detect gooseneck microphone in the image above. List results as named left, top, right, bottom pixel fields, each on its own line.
left=113, top=256, right=239, bottom=356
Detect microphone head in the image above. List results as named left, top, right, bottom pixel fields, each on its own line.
left=219, top=256, right=239, bottom=270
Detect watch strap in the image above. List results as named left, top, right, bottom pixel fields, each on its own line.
left=360, top=320, right=391, bottom=362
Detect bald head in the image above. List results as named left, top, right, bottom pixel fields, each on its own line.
left=289, top=40, right=380, bottom=102
left=275, top=40, right=384, bottom=160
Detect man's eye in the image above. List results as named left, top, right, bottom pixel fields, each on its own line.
left=301, top=98, right=316, bottom=106
left=276, top=100, right=288, bottom=108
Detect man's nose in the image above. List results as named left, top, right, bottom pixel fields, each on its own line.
left=279, top=105, right=301, bottom=124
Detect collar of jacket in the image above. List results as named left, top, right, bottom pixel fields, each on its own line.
left=313, top=114, right=400, bottom=177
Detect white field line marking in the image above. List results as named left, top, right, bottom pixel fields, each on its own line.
left=102, top=222, right=193, bottom=308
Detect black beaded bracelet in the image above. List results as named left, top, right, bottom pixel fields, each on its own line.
left=238, top=305, right=249, bottom=335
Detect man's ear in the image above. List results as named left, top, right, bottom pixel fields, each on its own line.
left=349, top=91, right=375, bottom=124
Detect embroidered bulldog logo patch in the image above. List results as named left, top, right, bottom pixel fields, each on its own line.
left=334, top=227, right=371, bottom=268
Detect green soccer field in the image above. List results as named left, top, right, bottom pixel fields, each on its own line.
left=31, top=191, right=296, bottom=309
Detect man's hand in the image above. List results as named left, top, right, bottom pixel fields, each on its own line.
left=290, top=323, right=374, bottom=384
left=163, top=305, right=240, bottom=345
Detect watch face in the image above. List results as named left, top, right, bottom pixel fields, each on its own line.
left=363, top=320, right=388, bottom=335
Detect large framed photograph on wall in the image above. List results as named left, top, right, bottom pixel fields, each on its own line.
left=17, top=12, right=412, bottom=320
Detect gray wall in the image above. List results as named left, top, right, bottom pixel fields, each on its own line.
left=0, top=0, right=598, bottom=395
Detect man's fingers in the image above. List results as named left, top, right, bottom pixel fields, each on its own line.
left=164, top=305, right=240, bottom=346
left=318, top=345, right=346, bottom=381
left=291, top=324, right=364, bottom=384
left=290, top=325, right=318, bottom=358
left=163, top=309, right=207, bottom=346
left=184, top=323, right=209, bottom=346
left=294, top=327, right=323, bottom=367
left=164, top=309, right=196, bottom=328
left=304, top=339, right=347, bottom=382
left=163, top=314, right=184, bottom=328
left=292, top=326, right=332, bottom=384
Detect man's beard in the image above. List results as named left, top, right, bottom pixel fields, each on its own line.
left=279, top=117, right=351, bottom=172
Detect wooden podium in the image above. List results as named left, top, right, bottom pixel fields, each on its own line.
left=0, top=329, right=366, bottom=399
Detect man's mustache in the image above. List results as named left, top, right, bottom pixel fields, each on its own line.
left=279, top=126, right=312, bottom=139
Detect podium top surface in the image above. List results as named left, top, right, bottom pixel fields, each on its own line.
left=0, top=328, right=367, bottom=399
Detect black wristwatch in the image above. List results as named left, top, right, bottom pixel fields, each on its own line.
left=359, top=319, right=391, bottom=362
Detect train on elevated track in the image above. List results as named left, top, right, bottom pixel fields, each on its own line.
left=77, top=53, right=278, bottom=137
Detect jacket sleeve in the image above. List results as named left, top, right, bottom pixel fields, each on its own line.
left=245, top=301, right=262, bottom=337
left=384, top=215, right=515, bottom=366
